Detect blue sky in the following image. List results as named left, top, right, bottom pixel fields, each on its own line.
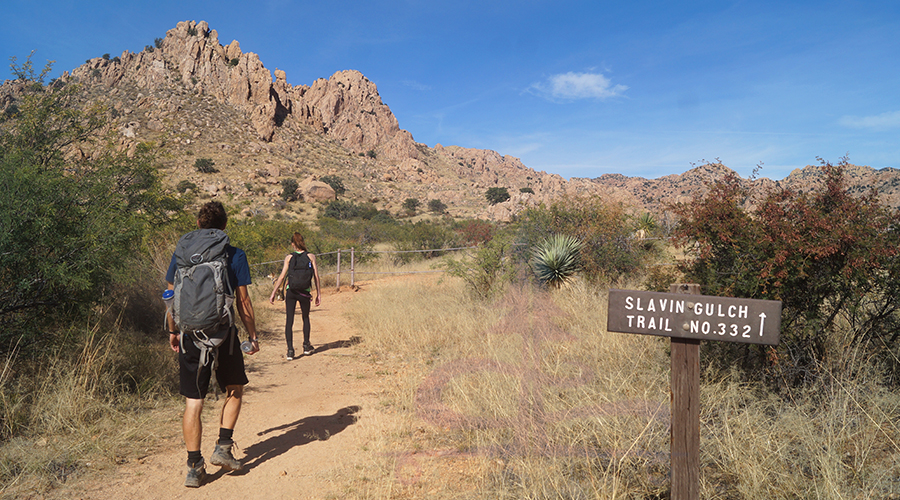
left=2, top=1, right=898, bottom=180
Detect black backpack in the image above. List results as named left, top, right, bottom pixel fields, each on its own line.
left=287, top=252, right=314, bottom=291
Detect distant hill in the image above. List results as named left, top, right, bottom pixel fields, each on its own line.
left=3, top=20, right=898, bottom=222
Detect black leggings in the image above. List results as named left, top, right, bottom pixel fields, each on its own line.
left=284, top=289, right=311, bottom=350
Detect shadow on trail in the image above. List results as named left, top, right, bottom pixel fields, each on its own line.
left=307, top=336, right=362, bottom=356
left=233, top=405, right=361, bottom=473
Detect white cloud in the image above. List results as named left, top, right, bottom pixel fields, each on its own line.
left=839, top=110, right=900, bottom=129
left=530, top=71, right=627, bottom=100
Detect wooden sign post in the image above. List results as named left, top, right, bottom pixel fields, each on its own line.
left=607, top=285, right=781, bottom=500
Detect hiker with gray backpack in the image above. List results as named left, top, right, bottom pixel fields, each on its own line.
left=164, top=201, right=260, bottom=488
left=269, top=231, right=321, bottom=360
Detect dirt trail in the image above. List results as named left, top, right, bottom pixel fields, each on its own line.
left=73, top=284, right=382, bottom=499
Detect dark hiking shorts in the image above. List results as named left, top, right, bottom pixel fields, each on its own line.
left=179, top=326, right=249, bottom=399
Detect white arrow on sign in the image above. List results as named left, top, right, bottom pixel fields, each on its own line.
left=758, top=313, right=767, bottom=337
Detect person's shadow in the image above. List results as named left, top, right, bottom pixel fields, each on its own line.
left=230, top=405, right=361, bottom=474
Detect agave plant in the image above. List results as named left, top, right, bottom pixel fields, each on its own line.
left=531, top=233, right=583, bottom=288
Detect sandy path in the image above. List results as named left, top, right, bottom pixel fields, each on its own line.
left=72, top=285, right=382, bottom=499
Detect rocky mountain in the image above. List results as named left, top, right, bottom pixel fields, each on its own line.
left=3, top=19, right=898, bottom=222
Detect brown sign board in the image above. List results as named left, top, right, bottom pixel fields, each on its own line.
left=607, top=289, right=781, bottom=345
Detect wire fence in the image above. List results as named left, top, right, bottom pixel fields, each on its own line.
left=249, top=245, right=476, bottom=289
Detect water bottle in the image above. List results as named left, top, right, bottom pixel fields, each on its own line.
left=162, top=289, right=174, bottom=314
left=240, top=340, right=253, bottom=353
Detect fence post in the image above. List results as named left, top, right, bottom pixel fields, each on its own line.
left=336, top=249, right=341, bottom=290
left=351, top=247, right=355, bottom=287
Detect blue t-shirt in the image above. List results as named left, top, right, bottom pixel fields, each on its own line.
left=166, top=245, right=252, bottom=293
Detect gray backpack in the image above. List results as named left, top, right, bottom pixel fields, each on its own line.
left=172, top=228, right=235, bottom=367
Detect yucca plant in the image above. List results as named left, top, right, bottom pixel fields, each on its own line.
left=531, top=233, right=583, bottom=288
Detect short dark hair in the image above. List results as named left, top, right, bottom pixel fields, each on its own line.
left=197, top=201, right=227, bottom=229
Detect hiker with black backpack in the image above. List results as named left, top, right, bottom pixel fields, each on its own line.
left=269, top=232, right=321, bottom=360
left=164, top=201, right=260, bottom=488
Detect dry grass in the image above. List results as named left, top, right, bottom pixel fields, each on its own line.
left=343, top=275, right=900, bottom=499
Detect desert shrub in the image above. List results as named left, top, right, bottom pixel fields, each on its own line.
left=187, top=26, right=198, bottom=36
left=519, top=186, right=534, bottom=194
left=485, top=187, right=510, bottom=205
left=454, top=219, right=496, bottom=245
left=322, top=199, right=386, bottom=221
left=444, top=236, right=521, bottom=299
left=193, top=157, right=216, bottom=173
left=154, top=37, right=163, bottom=49
left=102, top=53, right=110, bottom=60
left=280, top=178, right=299, bottom=201
left=0, top=56, right=179, bottom=354
left=228, top=57, right=239, bottom=67
left=427, top=199, right=447, bottom=213
left=176, top=180, right=197, bottom=193
left=513, top=197, right=653, bottom=284
left=366, top=149, right=376, bottom=159
left=402, top=197, right=420, bottom=215
left=672, top=160, right=900, bottom=385
left=144, top=45, right=154, bottom=53
left=319, top=174, right=346, bottom=198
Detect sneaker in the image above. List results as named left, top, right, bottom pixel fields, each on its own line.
left=303, top=344, right=314, bottom=355
left=184, top=460, right=207, bottom=488
left=286, top=348, right=294, bottom=361
left=209, top=442, right=242, bottom=471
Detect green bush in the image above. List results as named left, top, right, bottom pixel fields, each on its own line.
left=281, top=178, right=299, bottom=201
left=402, top=197, right=420, bottom=215
left=513, top=197, right=652, bottom=284
left=485, top=187, right=510, bottom=205
left=194, top=157, right=217, bottom=173
left=427, top=199, right=447, bottom=213
left=228, top=58, right=239, bottom=67
left=519, top=187, right=534, bottom=194
left=0, top=56, right=179, bottom=354
left=154, top=37, right=163, bottom=49
left=445, top=236, right=520, bottom=299
left=176, top=180, right=198, bottom=193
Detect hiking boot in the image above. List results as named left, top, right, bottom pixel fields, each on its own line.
left=286, top=348, right=294, bottom=361
left=210, top=442, right=242, bottom=471
left=184, top=460, right=207, bottom=488
left=303, top=344, right=314, bottom=355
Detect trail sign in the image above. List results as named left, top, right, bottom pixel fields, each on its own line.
left=607, top=289, right=781, bottom=345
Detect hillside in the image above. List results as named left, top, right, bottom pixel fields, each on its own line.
left=3, top=19, right=898, bottom=221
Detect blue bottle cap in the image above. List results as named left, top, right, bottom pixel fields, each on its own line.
left=162, top=289, right=174, bottom=299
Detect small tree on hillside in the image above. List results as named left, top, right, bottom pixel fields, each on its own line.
left=402, top=197, right=421, bottom=216
left=486, top=187, right=510, bottom=205
left=427, top=199, right=447, bottom=214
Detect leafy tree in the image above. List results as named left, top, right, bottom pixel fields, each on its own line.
left=154, top=37, right=164, bottom=49
left=427, top=199, right=447, bottom=214
left=402, top=197, right=420, bottom=215
left=486, top=187, right=510, bottom=205
left=0, top=55, right=179, bottom=353
left=319, top=174, right=346, bottom=198
left=672, top=161, right=900, bottom=385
